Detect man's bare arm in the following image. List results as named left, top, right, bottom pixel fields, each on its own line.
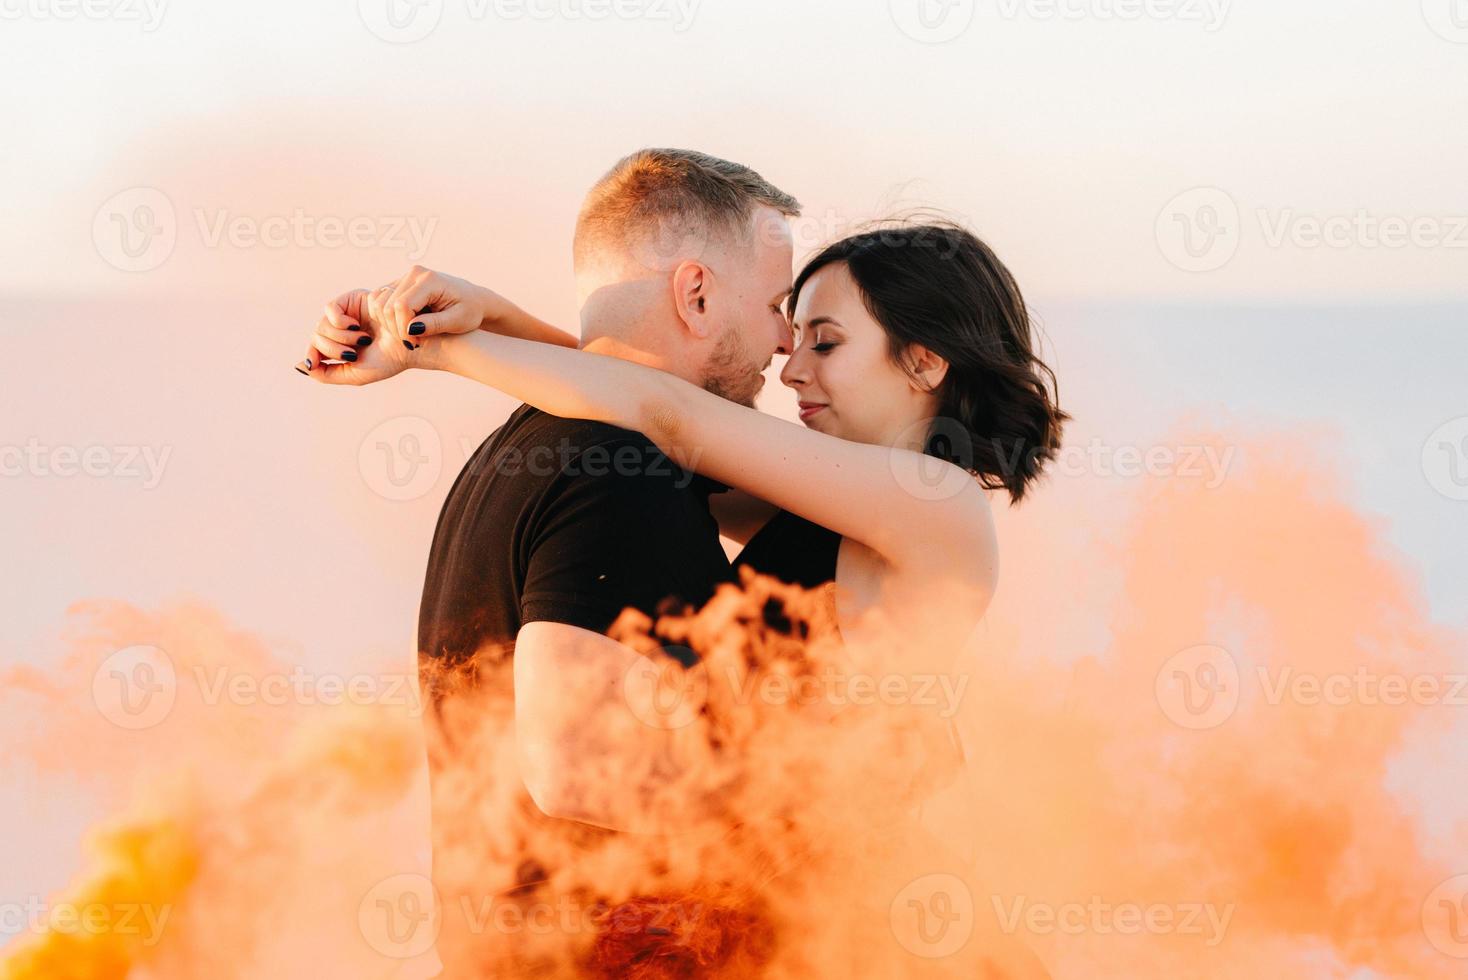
left=513, top=620, right=725, bottom=834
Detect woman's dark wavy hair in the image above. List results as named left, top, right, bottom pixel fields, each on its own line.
left=789, top=220, right=1069, bottom=505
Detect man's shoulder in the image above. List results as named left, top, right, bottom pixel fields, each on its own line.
left=465, top=404, right=702, bottom=497
left=494, top=404, right=658, bottom=456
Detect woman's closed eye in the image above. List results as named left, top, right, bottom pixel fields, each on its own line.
left=813, top=342, right=837, bottom=353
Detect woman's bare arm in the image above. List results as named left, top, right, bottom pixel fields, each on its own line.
left=419, top=330, right=997, bottom=581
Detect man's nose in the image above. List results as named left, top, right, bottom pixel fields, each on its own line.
left=773, top=317, right=794, bottom=357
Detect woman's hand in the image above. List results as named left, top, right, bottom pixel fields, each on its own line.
left=296, top=286, right=422, bottom=386
left=371, top=265, right=522, bottom=346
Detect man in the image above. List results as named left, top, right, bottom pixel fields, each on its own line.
left=308, top=148, right=797, bottom=809
left=413, top=148, right=799, bottom=831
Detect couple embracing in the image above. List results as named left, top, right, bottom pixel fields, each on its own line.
left=300, top=148, right=1064, bottom=977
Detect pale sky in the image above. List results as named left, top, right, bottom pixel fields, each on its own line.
left=1, top=0, right=1466, bottom=301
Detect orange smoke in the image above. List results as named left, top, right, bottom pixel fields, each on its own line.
left=3, top=427, right=1465, bottom=978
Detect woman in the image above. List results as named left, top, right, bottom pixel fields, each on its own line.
left=300, top=222, right=1067, bottom=665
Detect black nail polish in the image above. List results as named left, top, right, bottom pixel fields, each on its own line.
left=346, top=323, right=361, bottom=332
left=356, top=335, right=372, bottom=347
left=305, top=357, right=313, bottom=370
left=295, top=366, right=309, bottom=376
left=341, top=350, right=358, bottom=362
left=408, top=322, right=426, bottom=336
left=402, top=340, right=416, bottom=351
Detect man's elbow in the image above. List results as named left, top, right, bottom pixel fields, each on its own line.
left=519, top=746, right=617, bottom=827
left=521, top=767, right=580, bottom=823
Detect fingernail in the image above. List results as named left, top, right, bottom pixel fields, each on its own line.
left=356, top=335, right=373, bottom=347
left=341, top=350, right=358, bottom=362
left=295, top=366, right=309, bottom=376
left=408, top=322, right=426, bottom=336
left=402, top=340, right=417, bottom=351
left=305, top=357, right=313, bottom=370
left=346, top=323, right=361, bottom=332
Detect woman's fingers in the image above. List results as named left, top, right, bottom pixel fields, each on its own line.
left=317, top=319, right=371, bottom=350
left=382, top=269, right=425, bottom=339
left=367, top=285, right=396, bottom=339
left=325, top=290, right=368, bottom=331
left=298, top=294, right=375, bottom=381
left=311, top=328, right=358, bottom=365
left=388, top=267, right=484, bottom=339
left=387, top=272, right=442, bottom=338
left=397, top=309, right=463, bottom=340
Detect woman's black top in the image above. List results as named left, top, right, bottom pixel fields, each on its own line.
left=732, top=509, right=841, bottom=588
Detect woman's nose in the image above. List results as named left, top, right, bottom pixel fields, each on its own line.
left=780, top=348, right=808, bottom=388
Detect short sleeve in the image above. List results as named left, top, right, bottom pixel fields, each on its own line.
left=519, top=442, right=728, bottom=642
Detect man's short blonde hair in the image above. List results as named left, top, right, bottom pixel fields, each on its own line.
left=573, top=148, right=801, bottom=270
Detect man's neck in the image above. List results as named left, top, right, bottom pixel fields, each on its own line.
left=581, top=334, right=700, bottom=388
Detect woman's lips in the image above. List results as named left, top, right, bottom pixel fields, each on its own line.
left=798, top=402, right=826, bottom=421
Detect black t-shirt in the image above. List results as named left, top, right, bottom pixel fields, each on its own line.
left=416, top=404, right=735, bottom=672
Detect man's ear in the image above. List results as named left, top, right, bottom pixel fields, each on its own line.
left=905, top=343, right=950, bottom=393
left=671, top=260, right=715, bottom=339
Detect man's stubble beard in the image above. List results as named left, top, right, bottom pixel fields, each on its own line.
left=701, top=323, right=764, bottom=409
